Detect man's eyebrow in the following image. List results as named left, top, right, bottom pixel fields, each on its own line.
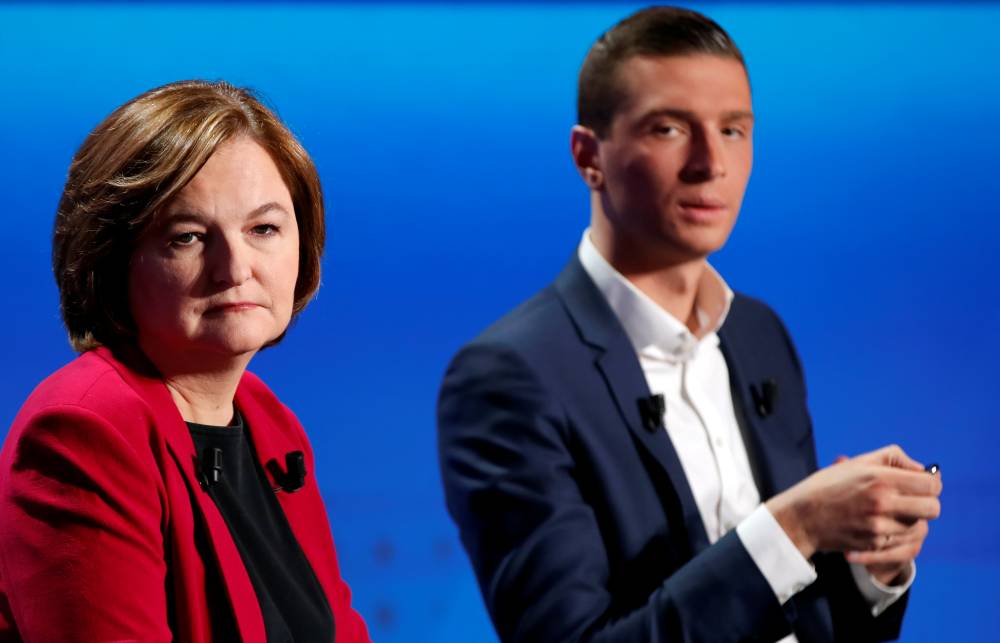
left=638, top=108, right=755, bottom=123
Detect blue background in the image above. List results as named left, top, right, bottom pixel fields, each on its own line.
left=1, top=2, right=997, bottom=641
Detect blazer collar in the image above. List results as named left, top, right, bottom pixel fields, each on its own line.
left=93, top=346, right=275, bottom=641
left=553, top=257, right=712, bottom=554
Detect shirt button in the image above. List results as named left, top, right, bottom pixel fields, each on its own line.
left=714, top=437, right=724, bottom=448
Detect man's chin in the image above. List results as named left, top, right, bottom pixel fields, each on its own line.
left=656, top=235, right=730, bottom=264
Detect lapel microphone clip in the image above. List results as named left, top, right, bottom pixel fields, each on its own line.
left=196, top=447, right=224, bottom=489
left=267, top=451, right=307, bottom=493
left=750, top=378, right=779, bottom=418
left=637, top=394, right=666, bottom=433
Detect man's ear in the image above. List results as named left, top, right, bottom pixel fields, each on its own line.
left=570, top=125, right=603, bottom=190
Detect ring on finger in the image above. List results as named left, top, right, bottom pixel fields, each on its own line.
left=883, top=533, right=893, bottom=549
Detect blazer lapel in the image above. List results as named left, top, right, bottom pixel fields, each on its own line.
left=717, top=334, right=777, bottom=500
left=234, top=378, right=342, bottom=612
left=718, top=310, right=805, bottom=500
left=96, top=347, right=265, bottom=642
left=233, top=381, right=297, bottom=495
left=554, top=257, right=711, bottom=554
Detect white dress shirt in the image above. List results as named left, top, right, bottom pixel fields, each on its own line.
left=577, top=231, right=910, bottom=641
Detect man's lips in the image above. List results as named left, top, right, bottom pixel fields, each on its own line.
left=678, top=198, right=728, bottom=223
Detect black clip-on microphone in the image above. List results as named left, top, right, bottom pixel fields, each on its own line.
left=637, top=394, right=666, bottom=433
left=750, top=378, right=779, bottom=418
left=197, top=447, right=224, bottom=489
left=267, top=451, right=307, bottom=493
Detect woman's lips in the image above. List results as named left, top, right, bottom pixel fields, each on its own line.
left=204, top=302, right=262, bottom=315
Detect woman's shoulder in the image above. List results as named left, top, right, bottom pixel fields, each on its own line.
left=235, top=370, right=311, bottom=453
left=24, top=348, right=143, bottom=405
left=236, top=370, right=299, bottom=428
left=2, top=349, right=168, bottom=496
left=9, top=348, right=159, bottom=443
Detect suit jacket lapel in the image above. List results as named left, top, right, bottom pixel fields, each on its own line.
left=96, top=347, right=265, bottom=642
left=718, top=308, right=805, bottom=500
left=717, top=333, right=777, bottom=500
left=554, top=257, right=712, bottom=554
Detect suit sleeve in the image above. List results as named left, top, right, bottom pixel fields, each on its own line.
left=0, top=405, right=171, bottom=643
left=812, top=554, right=908, bottom=642
left=438, top=342, right=791, bottom=643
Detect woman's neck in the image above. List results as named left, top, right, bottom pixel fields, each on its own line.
left=140, top=341, right=254, bottom=425
left=163, top=372, right=243, bottom=426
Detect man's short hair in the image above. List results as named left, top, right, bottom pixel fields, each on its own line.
left=53, top=79, right=325, bottom=352
left=578, top=6, right=746, bottom=138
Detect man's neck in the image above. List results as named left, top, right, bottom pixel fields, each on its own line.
left=625, top=261, right=707, bottom=334
left=590, top=221, right=708, bottom=334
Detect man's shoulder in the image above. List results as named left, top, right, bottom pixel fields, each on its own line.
left=460, top=254, right=606, bottom=356
left=441, top=269, right=599, bottom=395
left=472, top=283, right=572, bottom=352
left=724, top=292, right=794, bottom=341
left=728, top=291, right=782, bottom=324
left=724, top=291, right=805, bottom=381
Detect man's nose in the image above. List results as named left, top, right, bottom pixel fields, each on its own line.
left=209, top=234, right=252, bottom=286
left=680, top=128, right=726, bottom=183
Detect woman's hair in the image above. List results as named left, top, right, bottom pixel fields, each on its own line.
left=53, top=79, right=325, bottom=352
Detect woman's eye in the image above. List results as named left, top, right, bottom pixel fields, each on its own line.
left=170, top=232, right=200, bottom=247
left=251, top=224, right=279, bottom=236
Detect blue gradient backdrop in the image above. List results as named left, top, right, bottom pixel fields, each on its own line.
left=1, top=3, right=997, bottom=641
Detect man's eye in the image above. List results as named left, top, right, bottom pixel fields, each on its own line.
left=653, top=124, right=680, bottom=136
left=722, top=127, right=746, bottom=139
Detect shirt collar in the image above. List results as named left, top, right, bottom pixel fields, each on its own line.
left=577, top=229, right=734, bottom=363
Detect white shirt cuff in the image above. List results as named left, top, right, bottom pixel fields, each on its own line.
left=736, top=504, right=817, bottom=605
left=848, top=561, right=915, bottom=617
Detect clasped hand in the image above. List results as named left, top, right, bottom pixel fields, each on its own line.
left=767, top=445, right=942, bottom=585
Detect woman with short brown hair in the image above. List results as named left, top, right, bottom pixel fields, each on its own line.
left=0, top=80, right=370, bottom=642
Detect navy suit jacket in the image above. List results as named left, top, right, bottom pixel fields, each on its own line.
left=438, top=256, right=908, bottom=642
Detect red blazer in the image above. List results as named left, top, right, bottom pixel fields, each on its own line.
left=0, top=347, right=371, bottom=642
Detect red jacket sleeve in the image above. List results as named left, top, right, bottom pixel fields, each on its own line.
left=0, top=405, right=171, bottom=642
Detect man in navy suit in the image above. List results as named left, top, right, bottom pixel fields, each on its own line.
left=438, top=7, right=942, bottom=642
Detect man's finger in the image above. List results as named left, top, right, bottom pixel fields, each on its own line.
left=859, top=444, right=924, bottom=471
left=845, top=542, right=921, bottom=566
left=844, top=519, right=928, bottom=564
left=886, top=494, right=940, bottom=521
left=879, top=468, right=943, bottom=497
